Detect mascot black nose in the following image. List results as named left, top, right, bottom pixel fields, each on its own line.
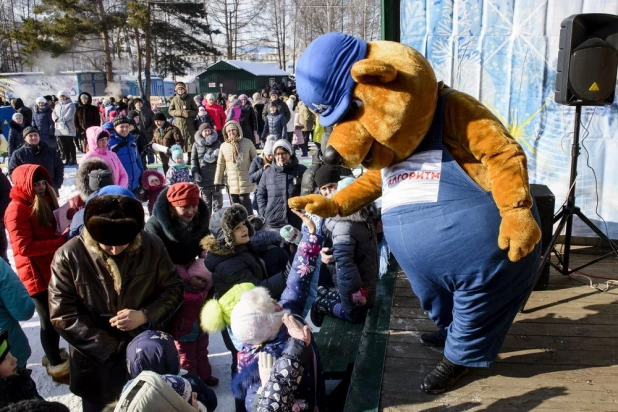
left=323, top=146, right=343, bottom=165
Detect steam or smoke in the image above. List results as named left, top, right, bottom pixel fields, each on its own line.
left=104, top=82, right=123, bottom=99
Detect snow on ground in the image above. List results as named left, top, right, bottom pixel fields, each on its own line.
left=8, top=143, right=336, bottom=411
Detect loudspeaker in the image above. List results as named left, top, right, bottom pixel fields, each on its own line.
left=555, top=14, right=618, bottom=106
left=530, top=184, right=555, bottom=290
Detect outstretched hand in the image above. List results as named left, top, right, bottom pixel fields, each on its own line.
left=291, top=209, right=316, bottom=234
left=288, top=195, right=340, bottom=218
left=283, top=313, right=311, bottom=346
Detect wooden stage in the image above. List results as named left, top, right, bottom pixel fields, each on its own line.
left=380, top=250, right=618, bottom=411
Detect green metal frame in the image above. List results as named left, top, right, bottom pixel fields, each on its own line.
left=381, top=0, right=401, bottom=42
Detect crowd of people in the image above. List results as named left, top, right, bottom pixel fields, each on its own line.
left=0, top=82, right=386, bottom=412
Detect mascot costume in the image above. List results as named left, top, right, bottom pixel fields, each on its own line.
left=289, top=32, right=542, bottom=394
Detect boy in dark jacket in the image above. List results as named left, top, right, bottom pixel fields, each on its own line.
left=191, top=123, right=222, bottom=214
left=0, top=329, right=42, bottom=408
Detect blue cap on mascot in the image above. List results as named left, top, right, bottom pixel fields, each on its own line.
left=296, top=32, right=368, bottom=127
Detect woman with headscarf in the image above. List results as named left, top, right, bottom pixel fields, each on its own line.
left=213, top=120, right=257, bottom=214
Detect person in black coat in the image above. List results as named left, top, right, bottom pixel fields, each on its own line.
left=75, top=92, right=101, bottom=153
left=8, top=127, right=64, bottom=192
left=8, top=114, right=25, bottom=161
left=256, top=139, right=306, bottom=230
left=133, top=97, right=155, bottom=138
left=10, top=99, right=32, bottom=127
left=145, top=183, right=210, bottom=266
left=31, top=98, right=55, bottom=149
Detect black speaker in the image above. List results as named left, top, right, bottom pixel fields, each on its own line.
left=530, top=184, right=555, bottom=290
left=555, top=14, right=618, bottom=106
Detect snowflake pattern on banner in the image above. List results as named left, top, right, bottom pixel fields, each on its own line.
left=401, top=0, right=618, bottom=237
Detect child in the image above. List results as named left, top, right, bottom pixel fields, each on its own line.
left=0, top=329, right=42, bottom=408
left=261, top=104, right=287, bottom=142
left=226, top=99, right=242, bottom=123
left=311, top=177, right=380, bottom=326
left=172, top=259, right=219, bottom=387
left=140, top=169, right=166, bottom=215
left=126, top=330, right=217, bottom=411
left=191, top=123, right=222, bottom=214
left=195, top=107, right=215, bottom=130
left=292, top=111, right=307, bottom=156
left=166, top=144, right=193, bottom=185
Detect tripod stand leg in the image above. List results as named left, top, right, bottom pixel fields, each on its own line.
left=573, top=209, right=618, bottom=250
left=519, top=211, right=570, bottom=314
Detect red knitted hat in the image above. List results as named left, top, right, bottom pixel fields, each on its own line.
left=166, top=183, right=199, bottom=207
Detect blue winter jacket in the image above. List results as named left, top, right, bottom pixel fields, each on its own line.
left=0, top=259, right=35, bottom=368
left=104, top=122, right=143, bottom=191
left=260, top=112, right=287, bottom=141
left=31, top=104, right=55, bottom=144
left=256, top=156, right=306, bottom=230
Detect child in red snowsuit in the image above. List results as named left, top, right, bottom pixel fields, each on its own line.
left=171, top=258, right=219, bottom=386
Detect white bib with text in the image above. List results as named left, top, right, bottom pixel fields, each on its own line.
left=381, top=150, right=442, bottom=212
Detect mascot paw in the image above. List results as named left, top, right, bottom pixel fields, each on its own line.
left=288, top=195, right=340, bottom=218
left=498, top=209, right=542, bottom=262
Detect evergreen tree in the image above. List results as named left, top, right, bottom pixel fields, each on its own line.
left=12, top=0, right=125, bottom=82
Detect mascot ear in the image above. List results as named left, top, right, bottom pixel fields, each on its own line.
left=351, top=59, right=398, bottom=84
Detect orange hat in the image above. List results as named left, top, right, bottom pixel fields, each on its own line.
left=166, top=183, right=199, bottom=207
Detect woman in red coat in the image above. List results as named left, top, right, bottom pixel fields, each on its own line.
left=4, top=164, right=68, bottom=382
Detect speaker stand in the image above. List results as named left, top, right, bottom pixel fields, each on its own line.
left=521, top=105, right=618, bottom=313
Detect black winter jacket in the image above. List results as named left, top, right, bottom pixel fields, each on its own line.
left=8, top=142, right=64, bottom=189
left=75, top=92, right=101, bottom=136
left=239, top=104, right=257, bottom=140
left=0, top=368, right=41, bottom=408
left=145, top=186, right=210, bottom=265
left=261, top=111, right=287, bottom=141
left=13, top=99, right=32, bottom=127
left=256, top=156, right=306, bottom=230
left=31, top=104, right=55, bottom=143
left=8, top=120, right=24, bottom=159
left=191, top=132, right=220, bottom=188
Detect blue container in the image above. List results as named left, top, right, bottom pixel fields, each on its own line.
left=0, top=106, right=15, bottom=139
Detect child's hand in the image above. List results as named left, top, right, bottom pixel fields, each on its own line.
left=283, top=313, right=311, bottom=346
left=258, top=351, right=275, bottom=388
left=291, top=209, right=316, bottom=234
left=351, top=288, right=368, bottom=307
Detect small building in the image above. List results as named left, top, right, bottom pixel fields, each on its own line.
left=196, top=60, right=289, bottom=97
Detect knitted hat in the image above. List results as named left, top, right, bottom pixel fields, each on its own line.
left=0, top=328, right=10, bottom=363
left=198, top=106, right=207, bottom=114
left=315, top=165, right=341, bottom=189
left=32, top=168, right=47, bottom=184
left=280, top=225, right=301, bottom=245
left=198, top=123, right=212, bottom=134
left=161, top=375, right=192, bottom=404
left=35, top=97, right=46, bottom=104
left=272, top=139, right=293, bottom=155
left=22, top=126, right=39, bottom=138
left=84, top=194, right=144, bottom=246
left=200, top=283, right=255, bottom=333
left=208, top=204, right=255, bottom=248
left=97, top=185, right=137, bottom=198
left=88, top=169, right=114, bottom=193
left=154, top=112, right=166, bottom=122
left=170, top=145, right=184, bottom=161
left=113, top=115, right=130, bottom=127
left=337, top=176, right=355, bottom=191
left=166, top=183, right=199, bottom=207
left=263, top=135, right=277, bottom=155
left=128, top=110, right=139, bottom=119
left=296, top=33, right=368, bottom=127
left=11, top=113, right=22, bottom=122
left=126, top=330, right=180, bottom=378
left=230, top=287, right=288, bottom=345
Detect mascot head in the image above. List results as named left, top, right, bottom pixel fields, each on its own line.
left=296, top=32, right=438, bottom=169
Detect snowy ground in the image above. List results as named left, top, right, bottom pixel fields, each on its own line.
left=9, top=145, right=326, bottom=411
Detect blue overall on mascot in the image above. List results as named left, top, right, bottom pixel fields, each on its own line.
left=288, top=32, right=542, bottom=394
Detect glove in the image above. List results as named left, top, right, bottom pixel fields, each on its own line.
left=258, top=351, right=275, bottom=389
left=193, top=173, right=203, bottom=183
left=351, top=288, right=368, bottom=307
left=214, top=184, right=225, bottom=192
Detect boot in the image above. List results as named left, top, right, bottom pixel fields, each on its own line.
left=42, top=347, right=69, bottom=368
left=310, top=299, right=326, bottom=327
left=310, top=294, right=340, bottom=327
left=421, top=356, right=468, bottom=394
left=46, top=358, right=70, bottom=385
left=420, top=331, right=446, bottom=348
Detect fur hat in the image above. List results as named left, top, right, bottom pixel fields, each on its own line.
left=154, top=112, right=166, bottom=122
left=126, top=330, right=180, bottom=378
left=11, top=112, right=22, bottom=122
left=315, top=165, right=341, bottom=189
left=200, top=283, right=255, bottom=333
left=84, top=195, right=144, bottom=246
left=0, top=399, right=70, bottom=412
left=166, top=183, right=199, bottom=207
left=56, top=90, right=70, bottom=99
left=272, top=139, right=293, bottom=155
left=35, top=97, right=46, bottom=104
left=76, top=158, right=113, bottom=200
left=208, top=204, right=255, bottom=248
left=22, top=126, right=39, bottom=138
left=174, top=82, right=187, bottom=91
left=263, top=135, right=277, bottom=155
left=113, top=115, right=130, bottom=127
left=230, top=287, right=288, bottom=345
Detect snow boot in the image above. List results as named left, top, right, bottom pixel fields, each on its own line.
left=421, top=356, right=468, bottom=394
left=46, top=358, right=70, bottom=385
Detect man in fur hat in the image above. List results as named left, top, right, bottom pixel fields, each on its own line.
left=168, top=82, right=198, bottom=164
